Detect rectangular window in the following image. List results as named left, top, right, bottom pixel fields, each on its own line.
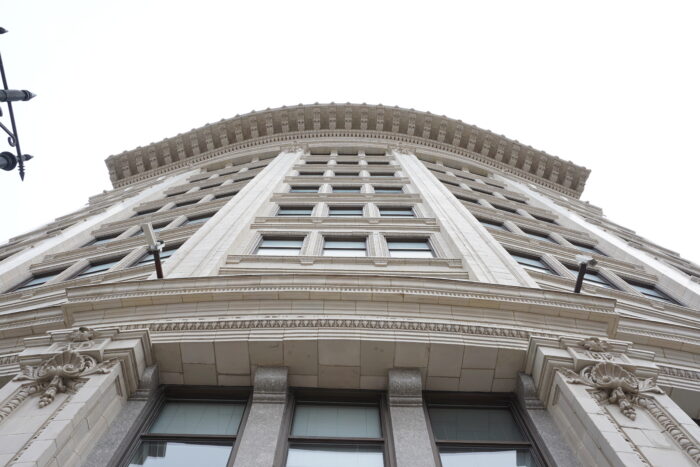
left=214, top=191, right=238, bottom=200
left=305, top=161, right=328, bottom=165
left=455, top=195, right=479, bottom=204
left=373, top=186, right=403, bottom=194
left=329, top=206, right=363, bottom=217
left=278, top=206, right=313, bottom=216
left=387, top=239, right=434, bottom=258
left=166, top=191, right=187, bottom=198
left=299, top=171, right=324, bottom=176
left=521, top=229, right=556, bottom=243
left=133, top=222, right=169, bottom=237
left=378, top=207, right=414, bottom=217
left=127, top=396, right=247, bottom=467
left=626, top=280, right=678, bottom=304
left=333, top=186, right=362, bottom=193
left=256, top=237, right=304, bottom=256
left=493, top=205, right=518, bottom=214
left=136, top=207, right=160, bottom=216
left=509, top=252, right=555, bottom=275
left=323, top=238, right=367, bottom=257
left=14, top=269, right=64, bottom=290
left=532, top=214, right=556, bottom=224
left=77, top=258, right=123, bottom=277
left=185, top=214, right=214, bottom=225
left=290, top=186, right=320, bottom=193
left=567, top=266, right=617, bottom=289
left=136, top=246, right=179, bottom=266
left=367, top=161, right=389, bottom=165
left=286, top=402, right=384, bottom=467
left=569, top=240, right=605, bottom=256
left=442, top=180, right=460, bottom=187
left=428, top=405, right=537, bottom=467
left=478, top=219, right=508, bottom=231
left=337, top=150, right=358, bottom=156
left=176, top=199, right=199, bottom=208
left=334, top=172, right=359, bottom=177
left=471, top=187, right=493, bottom=196
left=88, top=231, right=122, bottom=246
left=368, top=172, right=391, bottom=177
left=505, top=196, right=527, bottom=204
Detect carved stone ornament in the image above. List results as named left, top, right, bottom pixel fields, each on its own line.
left=559, top=362, right=663, bottom=420
left=69, top=326, right=96, bottom=342
left=581, top=337, right=610, bottom=352
left=13, top=350, right=116, bottom=408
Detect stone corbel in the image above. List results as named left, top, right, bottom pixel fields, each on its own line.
left=4, top=326, right=152, bottom=413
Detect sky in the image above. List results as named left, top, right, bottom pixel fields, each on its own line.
left=1, top=1, right=699, bottom=264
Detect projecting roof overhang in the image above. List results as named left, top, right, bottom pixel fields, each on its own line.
left=105, top=103, right=590, bottom=197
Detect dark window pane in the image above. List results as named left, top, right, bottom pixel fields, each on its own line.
left=77, top=259, right=122, bottom=277
left=379, top=208, right=414, bottom=217
left=16, top=270, right=63, bottom=289
left=149, top=402, right=245, bottom=435
left=373, top=187, right=403, bottom=193
left=521, top=230, right=555, bottom=243
left=333, top=186, right=361, bottom=193
left=278, top=207, right=313, bottom=216
left=478, top=219, right=507, bottom=231
left=627, top=281, right=677, bottom=303
left=494, top=205, right=518, bottom=214
left=286, top=444, right=384, bottom=467
left=138, top=248, right=177, bottom=265
left=291, top=186, right=319, bottom=193
left=429, top=407, right=525, bottom=442
left=532, top=215, right=556, bottom=224
left=510, top=253, right=554, bottom=274
left=214, top=191, right=238, bottom=199
left=439, top=448, right=535, bottom=467
left=567, top=267, right=616, bottom=289
left=329, top=207, right=363, bottom=216
left=128, top=441, right=231, bottom=467
left=291, top=405, right=382, bottom=438
left=186, top=215, right=213, bottom=225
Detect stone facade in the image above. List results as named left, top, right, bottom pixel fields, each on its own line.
left=0, top=103, right=698, bottom=466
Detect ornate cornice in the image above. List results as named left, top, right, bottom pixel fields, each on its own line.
left=105, top=104, right=590, bottom=197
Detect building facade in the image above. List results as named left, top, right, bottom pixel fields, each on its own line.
left=0, top=103, right=699, bottom=467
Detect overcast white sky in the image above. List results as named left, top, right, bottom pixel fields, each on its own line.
left=1, top=1, right=698, bottom=264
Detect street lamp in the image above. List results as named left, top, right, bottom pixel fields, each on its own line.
left=573, top=254, right=597, bottom=294
left=141, top=223, right=165, bottom=279
left=0, top=27, right=35, bottom=180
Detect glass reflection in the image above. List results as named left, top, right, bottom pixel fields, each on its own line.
left=286, top=444, right=384, bottom=467
left=439, top=449, right=535, bottom=467
left=128, top=441, right=231, bottom=466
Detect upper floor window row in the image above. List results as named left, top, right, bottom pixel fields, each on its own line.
left=275, top=205, right=416, bottom=218
left=288, top=186, right=405, bottom=194
left=255, top=236, right=434, bottom=259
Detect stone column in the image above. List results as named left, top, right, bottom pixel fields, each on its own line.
left=515, top=373, right=582, bottom=467
left=393, top=150, right=537, bottom=287
left=82, top=365, right=160, bottom=467
left=387, top=369, right=438, bottom=467
left=232, top=367, right=288, bottom=467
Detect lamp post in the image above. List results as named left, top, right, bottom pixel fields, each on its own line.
left=141, top=223, right=165, bottom=279
left=0, top=27, right=35, bottom=180
left=573, top=254, right=597, bottom=294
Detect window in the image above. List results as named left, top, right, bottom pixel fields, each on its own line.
left=509, top=252, right=555, bottom=275
left=521, top=229, right=556, bottom=243
left=323, top=238, right=367, bottom=257
left=428, top=405, right=537, bottom=467
left=299, top=171, right=324, bottom=176
left=373, top=186, right=403, bottom=194
left=126, top=393, right=247, bottom=467
left=471, top=187, right=493, bottom=196
left=567, top=266, right=617, bottom=289
left=442, top=180, right=460, bottom=187
left=378, top=207, right=414, bottom=217
left=166, top=191, right=187, bottom=198
left=277, top=206, right=313, bottom=216
left=14, top=269, right=64, bottom=290
left=493, top=205, right=518, bottom=214
left=133, top=223, right=169, bottom=237
left=136, top=246, right=179, bottom=266
left=285, top=401, right=385, bottom=467
left=305, top=161, right=328, bottom=165
left=367, top=161, right=389, bottom=165
left=185, top=214, right=214, bottom=225
left=505, top=196, right=527, bottom=204
left=569, top=240, right=605, bottom=256
left=484, top=181, right=504, bottom=188
left=214, top=191, right=238, bottom=200
left=88, top=231, right=122, bottom=246
left=175, top=199, right=199, bottom=208
left=334, top=172, right=359, bottom=177
left=290, top=186, right=320, bottom=193
left=76, top=258, right=123, bottom=277
left=368, top=172, right=391, bottom=177
left=387, top=239, right=434, bottom=258
left=455, top=195, right=479, bottom=204
left=329, top=206, right=363, bottom=217
left=626, top=280, right=678, bottom=304
left=478, top=219, right=508, bottom=231
left=136, top=207, right=160, bottom=216
left=333, top=186, right=361, bottom=193
left=337, top=150, right=358, bottom=156
left=532, top=214, right=556, bottom=224
left=256, top=237, right=304, bottom=256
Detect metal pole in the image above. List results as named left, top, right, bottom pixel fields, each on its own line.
left=152, top=250, right=164, bottom=279
left=574, top=263, right=588, bottom=293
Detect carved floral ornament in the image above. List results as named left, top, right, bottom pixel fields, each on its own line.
left=559, top=362, right=663, bottom=420
left=12, top=350, right=116, bottom=408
